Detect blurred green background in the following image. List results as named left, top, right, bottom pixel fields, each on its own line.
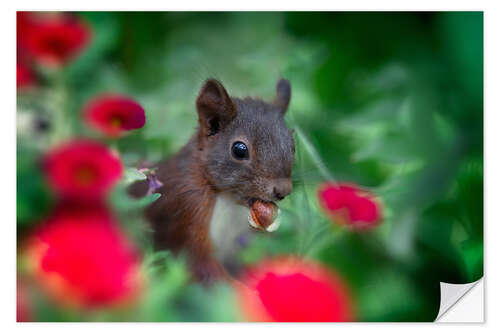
left=17, top=12, right=483, bottom=321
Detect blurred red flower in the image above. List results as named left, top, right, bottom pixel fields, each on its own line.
left=17, top=63, right=36, bottom=89
left=84, top=95, right=146, bottom=137
left=26, top=204, right=142, bottom=307
left=318, top=182, right=381, bottom=229
left=237, top=257, right=354, bottom=322
left=22, top=13, right=90, bottom=66
left=43, top=139, right=123, bottom=200
left=17, top=12, right=35, bottom=59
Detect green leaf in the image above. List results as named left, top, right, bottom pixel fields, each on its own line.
left=123, top=167, right=147, bottom=184
left=460, top=239, right=483, bottom=281
left=110, top=183, right=160, bottom=212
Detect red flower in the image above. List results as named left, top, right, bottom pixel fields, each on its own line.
left=83, top=95, right=146, bottom=137
left=17, top=63, right=35, bottom=89
left=43, top=139, right=123, bottom=200
left=318, top=182, right=382, bottom=229
left=237, top=257, right=354, bottom=322
left=17, top=12, right=33, bottom=38
left=26, top=204, right=142, bottom=307
left=17, top=12, right=35, bottom=59
left=22, top=14, right=90, bottom=66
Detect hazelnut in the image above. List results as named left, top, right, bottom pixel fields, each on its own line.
left=248, top=200, right=281, bottom=232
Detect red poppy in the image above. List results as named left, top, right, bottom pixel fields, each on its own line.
left=318, top=182, right=382, bottom=229
left=43, top=139, right=123, bottom=200
left=22, top=14, right=90, bottom=66
left=83, top=95, right=146, bottom=137
left=17, top=63, right=35, bottom=89
left=26, top=205, right=142, bottom=307
left=237, top=257, right=354, bottom=322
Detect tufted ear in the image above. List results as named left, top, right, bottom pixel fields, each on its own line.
left=273, top=78, right=291, bottom=114
left=196, top=79, right=236, bottom=137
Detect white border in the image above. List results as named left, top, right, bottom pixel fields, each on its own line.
left=2, top=0, right=492, bottom=11
left=3, top=1, right=497, bottom=331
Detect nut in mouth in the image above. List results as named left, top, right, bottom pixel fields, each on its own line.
left=247, top=199, right=281, bottom=232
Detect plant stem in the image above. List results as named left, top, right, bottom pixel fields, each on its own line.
left=48, top=70, right=71, bottom=145
left=294, top=125, right=336, bottom=182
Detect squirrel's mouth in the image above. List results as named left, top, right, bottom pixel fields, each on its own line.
left=245, top=198, right=281, bottom=232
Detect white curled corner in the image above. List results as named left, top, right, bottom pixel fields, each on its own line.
left=436, top=278, right=484, bottom=322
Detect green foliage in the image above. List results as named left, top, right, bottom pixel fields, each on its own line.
left=16, top=146, right=53, bottom=230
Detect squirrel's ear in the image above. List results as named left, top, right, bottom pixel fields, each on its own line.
left=273, top=78, right=291, bottom=114
left=196, top=79, right=236, bottom=136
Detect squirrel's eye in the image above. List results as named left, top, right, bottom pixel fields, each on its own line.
left=232, top=141, right=249, bottom=160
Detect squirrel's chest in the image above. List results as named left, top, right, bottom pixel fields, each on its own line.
left=209, top=194, right=253, bottom=268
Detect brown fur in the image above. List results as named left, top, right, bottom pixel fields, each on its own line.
left=129, top=78, right=294, bottom=285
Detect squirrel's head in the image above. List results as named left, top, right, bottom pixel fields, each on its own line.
left=195, top=78, right=294, bottom=208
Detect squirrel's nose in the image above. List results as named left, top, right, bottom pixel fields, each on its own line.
left=272, top=179, right=293, bottom=201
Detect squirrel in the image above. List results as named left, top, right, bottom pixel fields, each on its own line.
left=129, top=78, right=295, bottom=285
